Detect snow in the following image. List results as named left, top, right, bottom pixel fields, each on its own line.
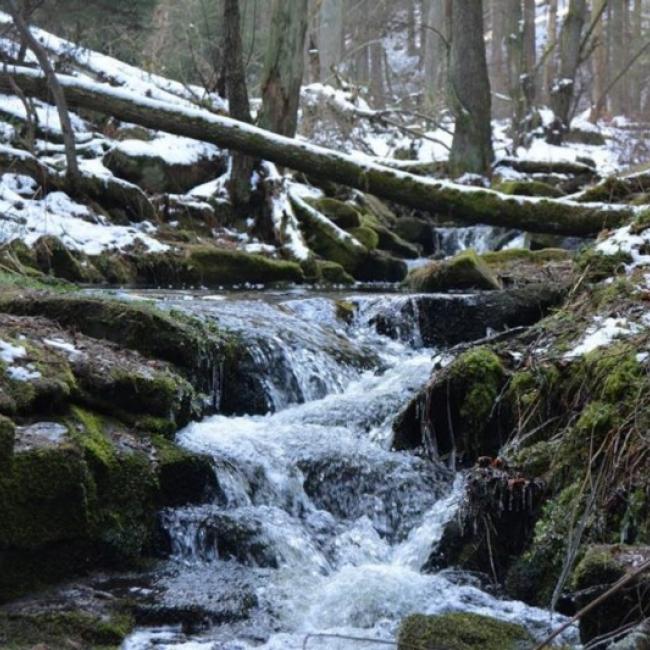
left=114, top=133, right=221, bottom=166
left=0, top=184, right=168, bottom=255
left=7, top=365, right=42, bottom=381
left=564, top=317, right=642, bottom=359
left=0, top=340, right=26, bottom=364
left=596, top=225, right=650, bottom=269
left=1, top=173, right=38, bottom=197
left=0, top=93, right=90, bottom=136
left=43, top=338, right=83, bottom=359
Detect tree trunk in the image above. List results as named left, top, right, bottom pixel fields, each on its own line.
left=548, top=0, right=587, bottom=143
left=523, top=0, right=536, bottom=100
left=609, top=0, right=628, bottom=116
left=258, top=0, right=308, bottom=138
left=223, top=0, right=254, bottom=207
left=543, top=0, right=559, bottom=104
left=318, top=0, right=343, bottom=80
left=630, top=0, right=643, bottom=115
left=490, top=0, right=509, bottom=117
left=370, top=40, right=385, bottom=108
left=407, top=0, right=418, bottom=56
left=590, top=0, right=608, bottom=122
left=423, top=0, right=448, bottom=113
left=505, top=0, right=526, bottom=149
left=3, top=65, right=636, bottom=237
left=447, top=0, right=494, bottom=176
left=5, top=0, right=80, bottom=186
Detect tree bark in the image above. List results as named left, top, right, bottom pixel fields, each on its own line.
left=257, top=0, right=308, bottom=138
left=610, top=0, right=628, bottom=116
left=423, top=0, right=448, bottom=113
left=2, top=65, right=636, bottom=237
left=318, top=0, right=343, bottom=80
left=590, top=0, right=608, bottom=122
left=548, top=0, right=587, bottom=143
left=4, top=0, right=80, bottom=185
left=543, top=0, right=558, bottom=104
left=447, top=0, right=494, bottom=176
left=223, top=0, right=254, bottom=207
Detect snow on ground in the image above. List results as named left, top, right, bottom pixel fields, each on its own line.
left=0, top=339, right=41, bottom=381
left=564, top=316, right=642, bottom=359
left=114, top=133, right=222, bottom=166
left=0, top=183, right=168, bottom=255
left=596, top=225, right=650, bottom=269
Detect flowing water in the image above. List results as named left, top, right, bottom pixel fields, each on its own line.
left=121, top=290, right=577, bottom=649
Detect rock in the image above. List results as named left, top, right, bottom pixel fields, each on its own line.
left=566, top=128, right=607, bottom=146
left=0, top=415, right=14, bottom=470
left=425, top=464, right=545, bottom=582
left=481, top=248, right=574, bottom=287
left=568, top=545, right=650, bottom=645
left=393, top=347, right=507, bottom=462
left=368, top=221, right=420, bottom=259
left=135, top=246, right=305, bottom=288
left=32, top=236, right=101, bottom=283
left=355, top=251, right=407, bottom=282
left=103, top=143, right=227, bottom=194
left=397, top=612, right=532, bottom=650
left=408, top=250, right=502, bottom=292
left=609, top=620, right=650, bottom=650
left=307, top=198, right=362, bottom=229
left=394, top=216, right=435, bottom=254
left=349, top=225, right=379, bottom=250
left=316, top=260, right=355, bottom=285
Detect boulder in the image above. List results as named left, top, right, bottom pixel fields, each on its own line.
left=408, top=250, right=502, bottom=292
left=306, top=197, right=362, bottom=229
left=397, top=612, right=532, bottom=650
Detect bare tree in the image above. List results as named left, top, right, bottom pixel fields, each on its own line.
left=4, top=0, right=80, bottom=185
left=547, top=0, right=587, bottom=143
left=447, top=0, right=494, bottom=176
left=223, top=0, right=255, bottom=206
left=258, top=0, right=309, bottom=137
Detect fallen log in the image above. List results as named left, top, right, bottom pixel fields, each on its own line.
left=1, top=65, right=638, bottom=237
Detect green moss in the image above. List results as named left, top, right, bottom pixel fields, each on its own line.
left=0, top=415, right=15, bottom=469
left=408, top=249, right=502, bottom=292
left=571, top=545, right=625, bottom=590
left=349, top=225, right=379, bottom=250
left=575, top=247, right=632, bottom=282
left=335, top=300, right=356, bottom=323
left=316, top=260, right=355, bottom=285
left=33, top=236, right=101, bottom=283
left=397, top=612, right=532, bottom=650
left=585, top=344, right=643, bottom=403
left=579, top=177, right=635, bottom=204
left=495, top=180, right=564, bottom=198
left=307, top=198, right=362, bottom=229
left=0, top=609, right=134, bottom=649
left=481, top=248, right=571, bottom=267
left=631, top=208, right=650, bottom=234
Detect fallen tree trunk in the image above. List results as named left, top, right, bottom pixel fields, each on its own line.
left=2, top=66, right=638, bottom=236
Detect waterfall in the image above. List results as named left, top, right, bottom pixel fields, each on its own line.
left=122, top=291, right=578, bottom=650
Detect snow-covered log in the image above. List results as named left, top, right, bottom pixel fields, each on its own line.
left=2, top=66, right=638, bottom=237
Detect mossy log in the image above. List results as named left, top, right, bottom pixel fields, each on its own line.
left=2, top=66, right=637, bottom=237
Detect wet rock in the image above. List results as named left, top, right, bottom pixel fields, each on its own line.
left=397, top=612, right=533, bottom=650
left=407, top=250, right=502, bottom=292
left=609, top=619, right=650, bottom=650
left=568, top=545, right=650, bottom=646
left=394, top=216, right=435, bottom=254
left=425, top=464, right=545, bottom=582
left=369, top=221, right=420, bottom=259
left=393, top=347, right=507, bottom=462
left=374, top=284, right=566, bottom=347
left=33, top=236, right=101, bottom=283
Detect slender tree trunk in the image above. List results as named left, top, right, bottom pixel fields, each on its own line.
left=258, top=0, right=308, bottom=138
left=5, top=0, right=79, bottom=186
left=506, top=0, right=526, bottom=149
left=548, top=0, right=587, bottom=143
left=630, top=0, right=643, bottom=114
left=447, top=0, right=494, bottom=176
left=543, top=0, right=558, bottom=104
left=490, top=0, right=509, bottom=117
left=523, top=0, right=536, bottom=101
left=370, top=40, right=385, bottom=108
left=407, top=0, right=418, bottom=56
left=609, top=0, right=628, bottom=116
left=223, top=0, right=254, bottom=207
left=6, top=65, right=636, bottom=237
left=590, top=0, right=608, bottom=122
left=423, top=0, right=448, bottom=113
left=318, top=0, right=343, bottom=79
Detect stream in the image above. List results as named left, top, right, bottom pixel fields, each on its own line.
left=120, top=289, right=578, bottom=649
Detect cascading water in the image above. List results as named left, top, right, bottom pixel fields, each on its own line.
left=122, top=291, right=578, bottom=650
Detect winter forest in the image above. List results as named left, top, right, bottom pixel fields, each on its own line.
left=2, top=0, right=650, bottom=649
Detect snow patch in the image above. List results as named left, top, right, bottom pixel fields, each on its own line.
left=564, top=317, right=641, bottom=359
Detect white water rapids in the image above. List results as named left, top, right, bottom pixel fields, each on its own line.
left=122, top=291, right=578, bottom=649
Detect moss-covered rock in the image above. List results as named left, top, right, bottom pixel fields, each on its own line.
left=349, top=225, right=379, bottom=250
left=366, top=219, right=420, bottom=259
left=575, top=247, right=632, bottom=282
left=408, top=250, right=502, bottom=292
left=0, top=415, right=14, bottom=470
left=393, top=216, right=434, bottom=253
left=397, top=612, right=532, bottom=650
left=316, top=260, right=355, bottom=285
left=33, top=236, right=101, bottom=283
left=307, top=197, right=362, bottom=229
left=0, top=608, right=134, bottom=649
left=135, top=246, right=304, bottom=288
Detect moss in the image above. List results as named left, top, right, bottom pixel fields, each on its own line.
left=580, top=177, right=635, bottom=203
left=92, top=252, right=136, bottom=285
left=152, top=435, right=217, bottom=507
left=349, top=225, right=379, bottom=250
left=397, top=612, right=532, bottom=650
left=408, top=250, right=502, bottom=292
left=495, top=180, right=564, bottom=198
left=631, top=208, right=650, bottom=234
left=33, top=236, right=102, bottom=283
left=571, top=545, right=626, bottom=590
left=136, top=246, right=304, bottom=288
left=335, top=300, right=356, bottom=324
left=481, top=248, right=571, bottom=267
left=364, top=217, right=420, bottom=259
left=575, top=247, right=632, bottom=282
left=0, top=414, right=14, bottom=469
left=316, top=260, right=355, bottom=285
left=307, top=198, right=362, bottom=229
left=0, top=609, right=134, bottom=649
